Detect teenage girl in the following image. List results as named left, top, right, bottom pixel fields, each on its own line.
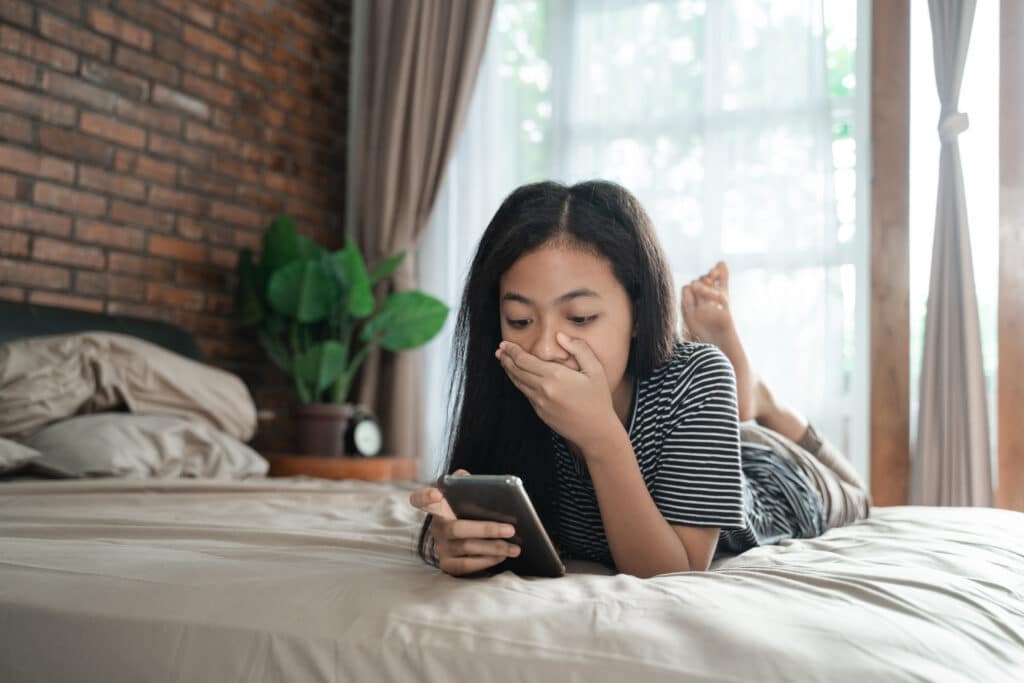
left=409, top=180, right=870, bottom=578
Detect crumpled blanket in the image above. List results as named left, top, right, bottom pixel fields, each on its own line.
left=0, top=332, right=256, bottom=442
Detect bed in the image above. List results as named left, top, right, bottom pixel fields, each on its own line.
left=1, top=303, right=1023, bottom=682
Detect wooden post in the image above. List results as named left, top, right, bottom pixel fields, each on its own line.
left=869, top=0, right=912, bottom=506
left=998, top=0, right=1024, bottom=511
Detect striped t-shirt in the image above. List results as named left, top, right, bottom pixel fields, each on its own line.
left=550, top=341, right=757, bottom=566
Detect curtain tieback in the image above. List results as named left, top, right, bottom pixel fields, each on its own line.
left=938, top=111, right=969, bottom=143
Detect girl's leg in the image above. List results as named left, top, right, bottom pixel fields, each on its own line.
left=681, top=262, right=870, bottom=525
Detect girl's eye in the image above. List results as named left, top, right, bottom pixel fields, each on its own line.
left=506, top=319, right=531, bottom=329
left=569, top=315, right=598, bottom=326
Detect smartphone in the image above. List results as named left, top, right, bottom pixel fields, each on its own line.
left=439, top=474, right=566, bottom=578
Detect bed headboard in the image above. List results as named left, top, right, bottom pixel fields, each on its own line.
left=0, top=301, right=202, bottom=361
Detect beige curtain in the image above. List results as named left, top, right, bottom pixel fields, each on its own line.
left=913, top=0, right=992, bottom=506
left=347, top=0, right=494, bottom=462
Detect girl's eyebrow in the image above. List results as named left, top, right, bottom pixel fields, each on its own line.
left=501, top=288, right=601, bottom=305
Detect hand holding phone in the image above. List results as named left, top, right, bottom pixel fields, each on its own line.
left=438, top=474, right=565, bottom=578
left=409, top=469, right=523, bottom=577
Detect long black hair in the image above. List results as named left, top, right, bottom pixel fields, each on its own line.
left=416, top=180, right=677, bottom=564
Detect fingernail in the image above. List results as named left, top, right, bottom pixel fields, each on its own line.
left=509, top=546, right=521, bottom=556
left=502, top=526, right=515, bottom=536
left=556, top=332, right=569, bottom=344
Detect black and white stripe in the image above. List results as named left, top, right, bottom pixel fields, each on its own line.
left=551, top=341, right=748, bottom=566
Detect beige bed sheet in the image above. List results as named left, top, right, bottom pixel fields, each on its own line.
left=0, top=478, right=1021, bottom=682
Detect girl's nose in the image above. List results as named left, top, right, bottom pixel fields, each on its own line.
left=530, top=325, right=570, bottom=363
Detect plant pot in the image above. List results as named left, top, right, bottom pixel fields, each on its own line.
left=294, top=403, right=355, bottom=457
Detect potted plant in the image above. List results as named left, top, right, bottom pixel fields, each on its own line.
left=235, top=214, right=448, bottom=457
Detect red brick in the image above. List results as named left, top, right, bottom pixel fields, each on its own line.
left=215, top=62, right=264, bottom=97
left=147, top=281, right=204, bottom=311
left=75, top=271, right=146, bottom=302
left=0, top=83, right=77, bottom=127
left=149, top=186, right=207, bottom=217
left=39, top=12, right=112, bottom=61
left=175, top=216, right=205, bottom=240
left=0, top=286, right=24, bottom=302
left=78, top=166, right=147, bottom=201
left=40, top=70, right=117, bottom=112
left=0, top=112, right=34, bottom=145
left=0, top=52, right=38, bottom=87
left=178, top=168, right=234, bottom=197
left=212, top=154, right=261, bottom=184
left=0, top=228, right=30, bottom=257
left=113, top=98, right=181, bottom=135
left=209, top=246, right=237, bottom=269
left=137, top=156, right=178, bottom=186
left=183, top=24, right=235, bottom=62
left=81, top=112, right=146, bottom=149
left=0, top=0, right=33, bottom=28
left=175, top=262, right=225, bottom=289
left=0, top=173, right=16, bottom=198
left=32, top=236, right=105, bottom=269
left=210, top=201, right=261, bottom=229
left=0, top=25, right=78, bottom=73
left=154, top=37, right=215, bottom=78
left=0, top=144, right=75, bottom=183
left=148, top=133, right=210, bottom=168
left=115, top=46, right=179, bottom=85
left=33, top=182, right=107, bottom=217
left=233, top=230, right=261, bottom=250
left=204, top=291, right=233, bottom=315
left=75, top=218, right=146, bottom=250
left=32, top=0, right=82, bottom=21
left=152, top=85, right=210, bottom=120
left=185, top=2, right=216, bottom=29
left=117, top=0, right=183, bottom=36
left=87, top=8, right=153, bottom=51
left=0, top=199, right=72, bottom=236
left=109, top=200, right=175, bottom=233
left=149, top=234, right=206, bottom=263
left=108, top=251, right=174, bottom=279
left=184, top=121, right=240, bottom=154
left=29, top=290, right=104, bottom=312
left=240, top=51, right=287, bottom=85
left=0, top=257, right=70, bottom=289
left=81, top=60, right=149, bottom=101
left=182, top=73, right=235, bottom=108
left=39, top=125, right=113, bottom=166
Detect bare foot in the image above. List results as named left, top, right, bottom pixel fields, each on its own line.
left=680, top=262, right=758, bottom=421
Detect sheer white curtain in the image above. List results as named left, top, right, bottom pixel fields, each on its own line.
left=418, top=0, right=863, bottom=480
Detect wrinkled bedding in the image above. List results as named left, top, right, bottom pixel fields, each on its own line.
left=0, top=332, right=256, bottom=441
left=1, top=478, right=1021, bottom=682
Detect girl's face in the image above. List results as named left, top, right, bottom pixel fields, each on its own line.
left=498, top=244, right=634, bottom=395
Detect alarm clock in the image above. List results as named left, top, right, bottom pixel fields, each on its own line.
left=344, top=406, right=382, bottom=457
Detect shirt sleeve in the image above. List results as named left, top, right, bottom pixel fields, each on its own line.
left=652, top=345, right=745, bottom=529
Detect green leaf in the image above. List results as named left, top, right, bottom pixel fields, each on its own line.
left=361, top=291, right=449, bottom=351
left=235, top=248, right=264, bottom=325
left=267, top=258, right=339, bottom=323
left=369, top=251, right=406, bottom=285
left=293, top=341, right=347, bottom=397
left=330, top=243, right=374, bottom=318
left=261, top=215, right=303, bottom=272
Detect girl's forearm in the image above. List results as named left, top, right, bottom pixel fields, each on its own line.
left=583, top=425, right=693, bottom=578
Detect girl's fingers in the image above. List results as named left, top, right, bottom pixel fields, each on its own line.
left=409, top=487, right=455, bottom=520
left=444, top=519, right=516, bottom=540
left=498, top=342, right=546, bottom=376
left=691, top=280, right=727, bottom=306
left=439, top=555, right=508, bottom=576
left=501, top=357, right=541, bottom=395
left=445, top=538, right=521, bottom=558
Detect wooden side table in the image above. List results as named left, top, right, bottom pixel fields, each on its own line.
left=265, top=454, right=420, bottom=482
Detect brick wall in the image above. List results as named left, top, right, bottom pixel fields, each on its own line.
left=0, top=0, right=351, bottom=452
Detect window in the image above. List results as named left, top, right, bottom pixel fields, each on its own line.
left=419, top=0, right=869, bottom=477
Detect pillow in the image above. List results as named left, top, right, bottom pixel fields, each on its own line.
left=26, top=414, right=268, bottom=480
left=0, top=332, right=256, bottom=441
left=0, top=437, right=40, bottom=474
